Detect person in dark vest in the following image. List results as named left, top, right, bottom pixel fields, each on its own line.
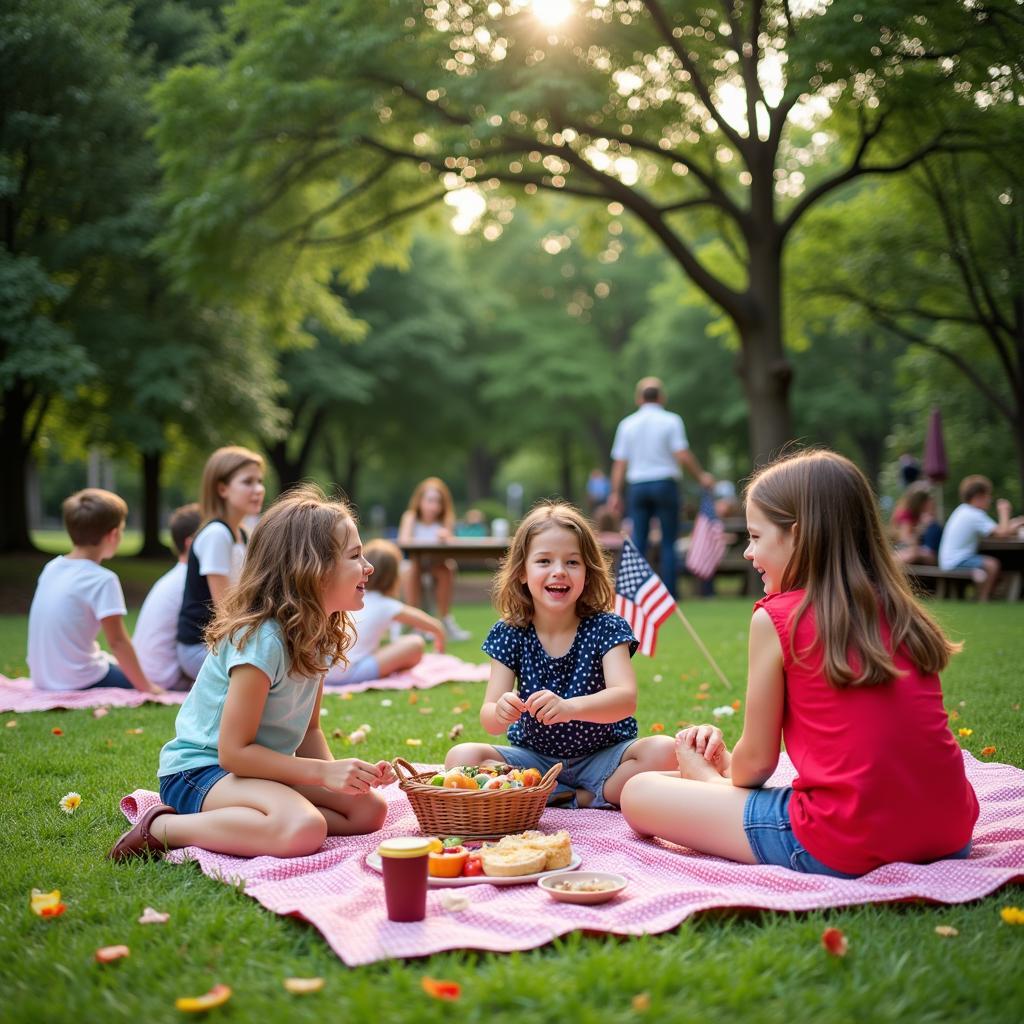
left=177, top=446, right=265, bottom=681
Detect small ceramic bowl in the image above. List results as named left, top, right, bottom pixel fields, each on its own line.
left=538, top=871, right=627, bottom=905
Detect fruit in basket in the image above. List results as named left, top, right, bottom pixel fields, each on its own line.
left=429, top=774, right=445, bottom=786
left=521, top=768, right=543, bottom=787
left=442, top=772, right=478, bottom=790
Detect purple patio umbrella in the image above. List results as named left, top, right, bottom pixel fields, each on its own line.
left=923, top=407, right=948, bottom=517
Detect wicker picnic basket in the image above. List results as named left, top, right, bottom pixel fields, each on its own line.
left=392, top=758, right=563, bottom=839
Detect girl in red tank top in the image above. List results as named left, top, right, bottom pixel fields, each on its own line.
left=620, top=450, right=978, bottom=877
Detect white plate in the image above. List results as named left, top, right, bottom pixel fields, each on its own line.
left=365, top=850, right=582, bottom=887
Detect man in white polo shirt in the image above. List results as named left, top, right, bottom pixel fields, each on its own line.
left=609, top=377, right=714, bottom=598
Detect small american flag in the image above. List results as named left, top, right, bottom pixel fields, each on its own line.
left=685, top=488, right=726, bottom=581
left=614, top=536, right=676, bottom=656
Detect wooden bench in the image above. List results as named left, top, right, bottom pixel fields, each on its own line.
left=905, top=563, right=1022, bottom=600
left=904, top=564, right=977, bottom=599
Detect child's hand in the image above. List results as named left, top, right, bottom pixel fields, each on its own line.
left=373, top=759, right=396, bottom=787
left=495, top=691, right=527, bottom=725
left=676, top=725, right=728, bottom=769
left=321, top=758, right=383, bottom=795
left=997, top=498, right=1012, bottom=518
left=525, top=689, right=572, bottom=726
left=432, top=628, right=446, bottom=654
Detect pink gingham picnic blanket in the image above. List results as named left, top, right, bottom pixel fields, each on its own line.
left=0, top=655, right=488, bottom=713
left=119, top=752, right=1024, bottom=966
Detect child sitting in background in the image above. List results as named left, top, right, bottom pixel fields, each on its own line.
left=110, top=485, right=393, bottom=861
left=620, top=450, right=978, bottom=878
left=938, top=475, right=1024, bottom=601
left=890, top=482, right=940, bottom=565
left=445, top=501, right=676, bottom=808
left=398, top=476, right=471, bottom=641
left=325, top=539, right=446, bottom=686
left=28, top=489, right=162, bottom=694
left=132, top=504, right=201, bottom=691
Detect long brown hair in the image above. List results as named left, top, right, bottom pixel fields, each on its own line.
left=206, top=484, right=356, bottom=679
left=407, top=476, right=455, bottom=530
left=494, top=501, right=614, bottom=628
left=745, top=449, right=959, bottom=688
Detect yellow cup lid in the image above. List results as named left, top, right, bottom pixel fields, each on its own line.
left=377, top=836, right=433, bottom=859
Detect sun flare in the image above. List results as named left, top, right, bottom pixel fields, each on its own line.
left=532, top=0, right=573, bottom=27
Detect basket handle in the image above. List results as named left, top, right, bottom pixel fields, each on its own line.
left=391, top=757, right=420, bottom=782
left=540, top=761, right=563, bottom=788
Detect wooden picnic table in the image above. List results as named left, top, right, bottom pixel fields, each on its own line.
left=979, top=537, right=1024, bottom=598
left=400, top=537, right=510, bottom=563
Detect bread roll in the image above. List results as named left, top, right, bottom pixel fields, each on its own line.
left=497, top=829, right=572, bottom=870
left=480, top=847, right=547, bottom=877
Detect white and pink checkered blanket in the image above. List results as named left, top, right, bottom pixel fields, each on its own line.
left=0, top=655, right=488, bottom=712
left=119, top=752, right=1024, bottom=966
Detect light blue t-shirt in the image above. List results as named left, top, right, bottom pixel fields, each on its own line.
left=158, top=619, right=321, bottom=777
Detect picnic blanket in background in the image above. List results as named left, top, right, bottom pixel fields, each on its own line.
left=0, top=654, right=489, bottom=713
left=119, top=752, right=1024, bottom=967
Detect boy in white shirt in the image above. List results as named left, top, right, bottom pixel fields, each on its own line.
left=27, top=489, right=162, bottom=693
left=938, top=475, right=1024, bottom=600
left=132, top=504, right=201, bottom=690
left=326, top=539, right=446, bottom=685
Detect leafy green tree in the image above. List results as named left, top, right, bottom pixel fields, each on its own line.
left=150, top=0, right=1017, bottom=466
left=0, top=0, right=156, bottom=551
left=798, top=112, right=1024, bottom=497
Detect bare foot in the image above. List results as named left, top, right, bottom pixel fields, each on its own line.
left=675, top=739, right=727, bottom=783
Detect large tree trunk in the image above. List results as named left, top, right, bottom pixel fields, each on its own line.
left=0, top=382, right=37, bottom=552
left=466, top=444, right=498, bottom=503
left=137, top=450, right=170, bottom=557
left=266, top=437, right=303, bottom=493
left=739, top=234, right=793, bottom=464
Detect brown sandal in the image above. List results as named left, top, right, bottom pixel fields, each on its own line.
left=108, top=803, right=176, bottom=861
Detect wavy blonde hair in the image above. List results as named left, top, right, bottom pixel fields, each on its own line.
left=205, top=484, right=357, bottom=680
left=745, top=449, right=959, bottom=688
left=407, top=476, right=455, bottom=530
left=493, top=501, right=614, bottom=628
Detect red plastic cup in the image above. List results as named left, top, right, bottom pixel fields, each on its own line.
left=377, top=837, right=432, bottom=922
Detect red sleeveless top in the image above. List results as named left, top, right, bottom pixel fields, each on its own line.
left=755, top=589, right=978, bottom=875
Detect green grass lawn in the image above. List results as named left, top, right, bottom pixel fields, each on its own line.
left=1, top=599, right=1022, bottom=1023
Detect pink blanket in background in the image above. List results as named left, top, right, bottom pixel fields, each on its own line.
left=119, top=752, right=1024, bottom=967
left=0, top=654, right=488, bottom=713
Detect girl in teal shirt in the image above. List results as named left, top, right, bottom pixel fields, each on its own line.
left=111, top=485, right=393, bottom=860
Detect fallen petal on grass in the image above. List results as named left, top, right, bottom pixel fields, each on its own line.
left=421, top=977, right=461, bottom=1001
left=138, top=907, right=170, bottom=925
left=30, top=889, right=66, bottom=918
left=6, top=719, right=17, bottom=728
left=92, top=707, right=109, bottom=719
left=981, top=746, right=997, bottom=756
left=51, top=727, right=63, bottom=736
left=95, top=945, right=130, bottom=964
left=1000, top=906, right=1024, bottom=925
left=283, top=977, right=325, bottom=995
left=405, top=738, right=423, bottom=746
left=59, top=792, right=82, bottom=815
left=934, top=925, right=959, bottom=937
left=650, top=723, right=665, bottom=733
left=958, top=728, right=973, bottom=737
left=175, top=984, right=232, bottom=1012
left=632, top=992, right=651, bottom=1012
left=448, top=723, right=464, bottom=741
left=821, top=927, right=848, bottom=956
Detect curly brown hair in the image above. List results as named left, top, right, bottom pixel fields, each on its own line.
left=205, top=484, right=357, bottom=680
left=746, top=449, right=959, bottom=688
left=493, top=501, right=614, bottom=628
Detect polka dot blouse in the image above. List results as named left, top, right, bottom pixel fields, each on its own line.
left=481, top=612, right=639, bottom=758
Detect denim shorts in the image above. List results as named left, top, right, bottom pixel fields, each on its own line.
left=743, top=786, right=972, bottom=878
left=159, top=764, right=229, bottom=815
left=324, top=654, right=381, bottom=687
left=954, top=555, right=985, bottom=571
left=85, top=661, right=133, bottom=690
left=492, top=738, right=637, bottom=809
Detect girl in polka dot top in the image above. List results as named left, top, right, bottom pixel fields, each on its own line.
left=445, top=501, right=677, bottom=809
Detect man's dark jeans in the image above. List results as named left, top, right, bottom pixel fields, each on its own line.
left=628, top=478, right=679, bottom=598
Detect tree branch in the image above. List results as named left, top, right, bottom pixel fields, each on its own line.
left=642, top=0, right=749, bottom=156
left=302, top=187, right=449, bottom=248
